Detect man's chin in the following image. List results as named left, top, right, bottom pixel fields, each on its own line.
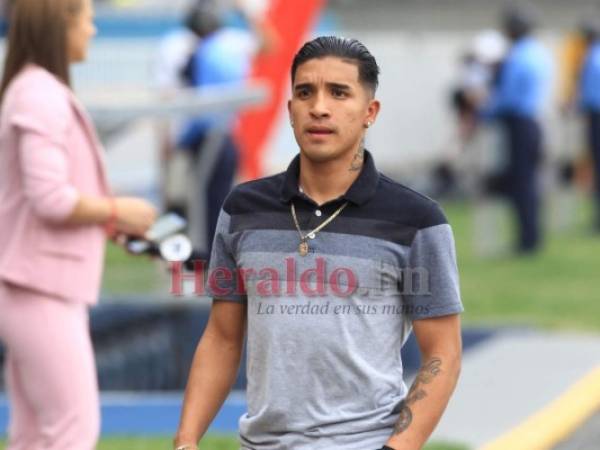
left=301, top=147, right=344, bottom=164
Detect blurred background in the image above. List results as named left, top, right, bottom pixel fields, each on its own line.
left=1, top=0, right=600, bottom=449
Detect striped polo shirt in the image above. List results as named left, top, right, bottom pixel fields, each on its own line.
left=207, top=150, right=463, bottom=450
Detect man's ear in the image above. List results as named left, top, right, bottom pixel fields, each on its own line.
left=366, top=99, right=381, bottom=126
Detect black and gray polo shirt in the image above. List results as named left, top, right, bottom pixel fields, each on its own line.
left=206, top=150, right=463, bottom=450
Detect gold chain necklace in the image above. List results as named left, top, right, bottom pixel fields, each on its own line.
left=291, top=201, right=349, bottom=256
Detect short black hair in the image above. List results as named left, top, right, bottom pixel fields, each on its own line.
left=184, top=1, right=221, bottom=38
left=580, top=17, right=600, bottom=42
left=291, top=36, right=380, bottom=94
left=502, top=3, right=538, bottom=41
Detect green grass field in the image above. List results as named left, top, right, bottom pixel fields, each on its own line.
left=445, top=199, right=600, bottom=330
left=0, top=437, right=468, bottom=449
left=95, top=437, right=467, bottom=450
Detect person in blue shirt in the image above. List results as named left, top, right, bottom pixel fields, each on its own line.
left=177, top=1, right=276, bottom=263
left=482, top=4, right=552, bottom=253
left=578, top=18, right=600, bottom=230
left=154, top=1, right=223, bottom=225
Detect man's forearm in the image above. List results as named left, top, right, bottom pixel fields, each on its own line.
left=385, top=354, right=461, bottom=450
left=174, top=333, right=243, bottom=446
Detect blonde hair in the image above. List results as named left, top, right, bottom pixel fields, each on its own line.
left=0, top=0, right=84, bottom=102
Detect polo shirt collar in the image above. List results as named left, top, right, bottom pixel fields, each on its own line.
left=279, top=150, right=380, bottom=206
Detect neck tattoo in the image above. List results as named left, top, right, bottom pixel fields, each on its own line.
left=349, top=148, right=365, bottom=172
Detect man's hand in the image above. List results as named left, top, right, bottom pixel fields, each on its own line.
left=174, top=300, right=246, bottom=447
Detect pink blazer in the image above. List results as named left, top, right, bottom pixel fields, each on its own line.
left=0, top=65, right=110, bottom=304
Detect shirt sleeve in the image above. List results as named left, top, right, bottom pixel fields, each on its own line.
left=480, top=57, right=525, bottom=118
left=11, top=87, right=80, bottom=223
left=402, top=204, right=464, bottom=320
left=580, top=49, right=600, bottom=109
left=206, top=208, right=247, bottom=302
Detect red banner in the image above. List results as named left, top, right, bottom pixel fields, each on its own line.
left=236, top=0, right=326, bottom=181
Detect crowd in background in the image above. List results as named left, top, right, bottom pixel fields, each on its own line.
left=448, top=4, right=600, bottom=254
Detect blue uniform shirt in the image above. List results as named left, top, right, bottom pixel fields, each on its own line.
left=483, top=36, right=552, bottom=119
left=177, top=27, right=257, bottom=149
left=580, top=41, right=600, bottom=112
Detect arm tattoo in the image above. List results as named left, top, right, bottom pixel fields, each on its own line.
left=393, top=357, right=442, bottom=434
left=349, top=147, right=365, bottom=171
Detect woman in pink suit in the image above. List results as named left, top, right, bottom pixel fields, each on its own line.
left=0, top=0, right=158, bottom=448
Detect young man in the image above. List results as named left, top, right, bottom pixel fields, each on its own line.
left=175, top=36, right=463, bottom=450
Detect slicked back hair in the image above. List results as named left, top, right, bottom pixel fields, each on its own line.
left=291, top=36, right=380, bottom=95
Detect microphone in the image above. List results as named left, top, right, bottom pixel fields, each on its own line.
left=125, top=213, right=193, bottom=262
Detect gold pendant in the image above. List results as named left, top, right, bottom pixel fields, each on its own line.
left=299, top=241, right=309, bottom=256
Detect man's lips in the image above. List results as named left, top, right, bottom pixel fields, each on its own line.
left=305, top=126, right=336, bottom=135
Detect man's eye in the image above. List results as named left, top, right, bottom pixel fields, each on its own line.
left=297, top=89, right=310, bottom=98
left=332, top=89, right=347, bottom=98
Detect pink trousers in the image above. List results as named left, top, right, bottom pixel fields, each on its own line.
left=0, top=282, right=100, bottom=450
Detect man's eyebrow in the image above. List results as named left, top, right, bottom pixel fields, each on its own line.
left=326, top=82, right=352, bottom=91
left=293, top=83, right=314, bottom=92
left=293, top=82, right=354, bottom=92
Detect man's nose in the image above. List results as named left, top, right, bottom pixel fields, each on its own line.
left=309, top=92, right=331, bottom=118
